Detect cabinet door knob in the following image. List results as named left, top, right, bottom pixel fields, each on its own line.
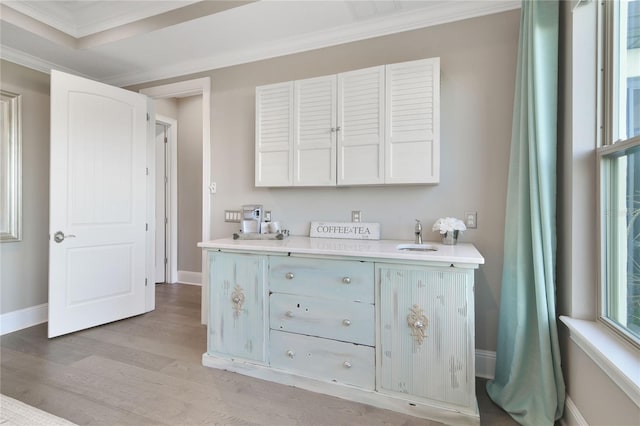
left=342, top=319, right=351, bottom=326
left=286, top=350, right=295, bottom=359
left=285, top=311, right=294, bottom=318
left=342, top=277, right=351, bottom=284
left=407, top=304, right=429, bottom=346
left=285, top=272, right=295, bottom=280
left=343, top=361, right=352, bottom=368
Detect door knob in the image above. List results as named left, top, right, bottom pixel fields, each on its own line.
left=53, top=231, right=76, bottom=243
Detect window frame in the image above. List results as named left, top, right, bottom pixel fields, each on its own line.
left=597, top=0, right=640, bottom=348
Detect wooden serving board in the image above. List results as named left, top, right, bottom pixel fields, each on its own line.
left=233, top=232, right=285, bottom=240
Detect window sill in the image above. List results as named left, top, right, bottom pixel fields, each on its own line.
left=560, top=316, right=640, bottom=407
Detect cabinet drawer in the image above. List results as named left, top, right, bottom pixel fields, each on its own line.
left=270, top=330, right=374, bottom=389
left=270, top=293, right=374, bottom=346
left=270, top=257, right=374, bottom=303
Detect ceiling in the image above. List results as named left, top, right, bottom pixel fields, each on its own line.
left=0, top=0, right=520, bottom=87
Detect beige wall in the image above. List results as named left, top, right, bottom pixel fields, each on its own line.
left=132, top=10, right=520, bottom=352
left=177, top=95, right=203, bottom=273
left=0, top=61, right=50, bottom=314
left=156, top=97, right=178, bottom=119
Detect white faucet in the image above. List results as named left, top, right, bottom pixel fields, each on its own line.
left=414, top=219, right=423, bottom=244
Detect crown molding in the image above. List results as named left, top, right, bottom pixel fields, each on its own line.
left=106, top=0, right=520, bottom=87
left=0, top=45, right=92, bottom=79
left=3, top=1, right=520, bottom=87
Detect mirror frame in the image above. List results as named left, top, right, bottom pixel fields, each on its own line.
left=1, top=90, right=22, bottom=242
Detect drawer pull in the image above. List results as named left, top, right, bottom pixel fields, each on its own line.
left=285, top=272, right=295, bottom=280
left=407, top=304, right=429, bottom=346
left=286, top=350, right=295, bottom=359
left=285, top=311, right=294, bottom=318
left=343, top=361, right=352, bottom=369
left=342, top=277, right=351, bottom=284
left=342, top=319, right=352, bottom=327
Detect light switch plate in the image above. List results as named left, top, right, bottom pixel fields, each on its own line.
left=224, top=210, right=242, bottom=222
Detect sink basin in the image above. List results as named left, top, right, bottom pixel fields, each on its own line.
left=396, top=243, right=438, bottom=252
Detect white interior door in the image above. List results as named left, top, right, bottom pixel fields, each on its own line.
left=155, top=123, right=167, bottom=283
left=49, top=70, right=150, bottom=338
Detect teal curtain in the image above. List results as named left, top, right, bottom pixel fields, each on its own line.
left=486, top=1, right=565, bottom=425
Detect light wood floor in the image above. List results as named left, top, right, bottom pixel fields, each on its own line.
left=1, top=284, right=517, bottom=426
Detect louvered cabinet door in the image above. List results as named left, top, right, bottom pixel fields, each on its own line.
left=208, top=252, right=268, bottom=363
left=385, top=58, right=440, bottom=184
left=377, top=264, right=476, bottom=412
left=294, top=75, right=337, bottom=186
left=255, top=82, right=294, bottom=186
left=337, top=66, right=385, bottom=185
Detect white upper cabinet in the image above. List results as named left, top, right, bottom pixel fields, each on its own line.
left=255, top=57, right=440, bottom=187
left=385, top=58, right=440, bottom=184
left=338, top=66, right=385, bottom=185
left=294, top=75, right=337, bottom=186
left=255, top=82, right=294, bottom=187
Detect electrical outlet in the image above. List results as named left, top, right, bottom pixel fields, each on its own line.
left=224, top=210, right=242, bottom=223
left=465, top=211, right=477, bottom=229
left=352, top=210, right=362, bottom=223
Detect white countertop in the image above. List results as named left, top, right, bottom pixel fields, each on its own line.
left=198, top=236, right=484, bottom=266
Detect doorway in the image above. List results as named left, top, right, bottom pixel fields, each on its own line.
left=140, top=78, right=211, bottom=324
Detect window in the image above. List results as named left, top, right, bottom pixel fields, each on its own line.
left=599, top=0, right=640, bottom=344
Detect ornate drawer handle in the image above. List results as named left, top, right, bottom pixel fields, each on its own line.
left=407, top=304, right=429, bottom=346
left=343, top=361, right=352, bottom=368
left=342, top=277, right=351, bottom=284
left=342, top=319, right=351, bottom=326
left=285, top=311, right=294, bottom=318
left=285, top=272, right=295, bottom=280
left=286, top=350, right=295, bottom=359
left=231, top=285, right=245, bottom=316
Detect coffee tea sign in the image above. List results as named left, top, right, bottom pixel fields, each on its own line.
left=310, top=221, right=380, bottom=240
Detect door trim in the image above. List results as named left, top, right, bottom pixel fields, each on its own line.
left=140, top=77, right=211, bottom=324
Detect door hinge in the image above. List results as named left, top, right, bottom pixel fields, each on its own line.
left=165, top=258, right=168, bottom=265
left=164, top=137, right=168, bottom=144
left=146, top=167, right=149, bottom=176
left=165, top=217, right=168, bottom=224
left=146, top=113, right=150, bottom=121
left=145, top=278, right=148, bottom=287
left=145, top=223, right=149, bottom=231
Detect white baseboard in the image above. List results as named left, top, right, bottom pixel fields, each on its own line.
left=561, top=396, right=588, bottom=426
left=0, top=303, right=48, bottom=336
left=177, top=270, right=202, bottom=286
left=475, top=349, right=496, bottom=379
